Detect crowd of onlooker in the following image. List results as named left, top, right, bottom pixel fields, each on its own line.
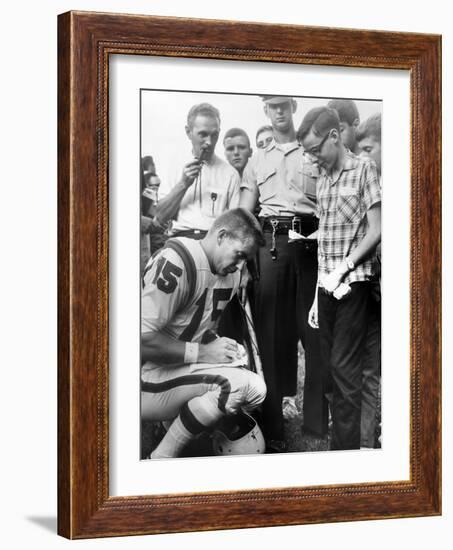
left=140, top=95, right=382, bottom=455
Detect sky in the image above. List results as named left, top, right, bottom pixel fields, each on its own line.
left=141, top=89, right=382, bottom=182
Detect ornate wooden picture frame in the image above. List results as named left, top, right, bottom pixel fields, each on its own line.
left=58, top=11, right=441, bottom=539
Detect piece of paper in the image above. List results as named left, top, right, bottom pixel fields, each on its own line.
left=288, top=229, right=305, bottom=241
left=189, top=344, right=248, bottom=372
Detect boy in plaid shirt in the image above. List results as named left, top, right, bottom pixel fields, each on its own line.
left=298, top=106, right=381, bottom=450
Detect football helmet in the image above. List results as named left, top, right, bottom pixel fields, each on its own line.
left=212, top=412, right=265, bottom=456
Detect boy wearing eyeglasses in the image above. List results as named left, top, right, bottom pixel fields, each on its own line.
left=298, top=106, right=381, bottom=451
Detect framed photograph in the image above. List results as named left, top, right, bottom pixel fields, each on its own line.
left=58, top=11, right=441, bottom=538
left=138, top=90, right=383, bottom=462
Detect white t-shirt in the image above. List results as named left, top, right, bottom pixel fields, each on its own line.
left=159, top=152, right=241, bottom=232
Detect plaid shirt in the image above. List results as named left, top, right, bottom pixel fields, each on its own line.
left=317, top=152, right=381, bottom=285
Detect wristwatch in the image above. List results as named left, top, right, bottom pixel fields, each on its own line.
left=345, top=257, right=355, bottom=271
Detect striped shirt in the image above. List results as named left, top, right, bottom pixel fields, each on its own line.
left=317, top=152, right=381, bottom=285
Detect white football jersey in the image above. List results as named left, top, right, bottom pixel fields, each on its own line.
left=142, top=237, right=243, bottom=344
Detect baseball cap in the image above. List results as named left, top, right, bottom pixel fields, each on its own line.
left=260, top=95, right=294, bottom=104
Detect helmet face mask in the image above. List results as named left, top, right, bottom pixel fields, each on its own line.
left=212, top=412, right=265, bottom=456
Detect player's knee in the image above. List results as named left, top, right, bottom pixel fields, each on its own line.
left=247, top=372, right=267, bottom=408
left=225, top=370, right=266, bottom=414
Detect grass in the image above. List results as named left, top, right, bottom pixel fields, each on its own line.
left=141, top=345, right=381, bottom=458
left=141, top=343, right=330, bottom=458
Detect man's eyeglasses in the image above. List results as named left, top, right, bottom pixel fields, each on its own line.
left=305, top=130, right=331, bottom=157
left=257, top=136, right=273, bottom=149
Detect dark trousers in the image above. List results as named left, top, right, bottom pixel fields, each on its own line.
left=318, top=282, right=371, bottom=450
left=361, top=284, right=381, bottom=447
left=254, top=232, right=327, bottom=440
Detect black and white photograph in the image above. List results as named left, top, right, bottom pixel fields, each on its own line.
left=140, top=90, right=382, bottom=459
left=1, top=0, right=446, bottom=545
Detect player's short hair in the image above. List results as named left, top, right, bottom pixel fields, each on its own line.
left=356, top=113, right=382, bottom=144
left=223, top=127, right=251, bottom=147
left=255, top=125, right=273, bottom=142
left=211, top=208, right=265, bottom=247
left=327, top=99, right=360, bottom=125
left=297, top=106, right=341, bottom=142
left=187, top=103, right=221, bottom=129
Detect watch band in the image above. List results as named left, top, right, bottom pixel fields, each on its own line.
left=346, top=258, right=355, bottom=271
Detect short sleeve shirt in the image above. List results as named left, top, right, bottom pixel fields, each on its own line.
left=241, top=140, right=318, bottom=217
left=316, top=152, right=381, bottom=285
left=159, top=153, right=240, bottom=233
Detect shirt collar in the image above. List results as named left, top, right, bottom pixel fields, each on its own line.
left=266, top=138, right=299, bottom=156
left=342, top=152, right=359, bottom=171
left=206, top=152, right=218, bottom=166
left=321, top=151, right=359, bottom=184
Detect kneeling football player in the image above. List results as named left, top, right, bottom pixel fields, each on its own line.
left=141, top=208, right=267, bottom=458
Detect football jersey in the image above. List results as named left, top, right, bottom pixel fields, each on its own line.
left=142, top=237, right=243, bottom=345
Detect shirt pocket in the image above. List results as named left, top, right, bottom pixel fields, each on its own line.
left=202, top=189, right=224, bottom=217
left=337, top=187, right=361, bottom=223
left=257, top=169, right=277, bottom=202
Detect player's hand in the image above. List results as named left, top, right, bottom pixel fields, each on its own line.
left=180, top=159, right=203, bottom=188
left=308, top=300, right=319, bottom=329
left=199, top=337, right=239, bottom=364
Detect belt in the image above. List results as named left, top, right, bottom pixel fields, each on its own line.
left=261, top=216, right=318, bottom=262
left=261, top=215, right=318, bottom=235
left=171, top=229, right=207, bottom=240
